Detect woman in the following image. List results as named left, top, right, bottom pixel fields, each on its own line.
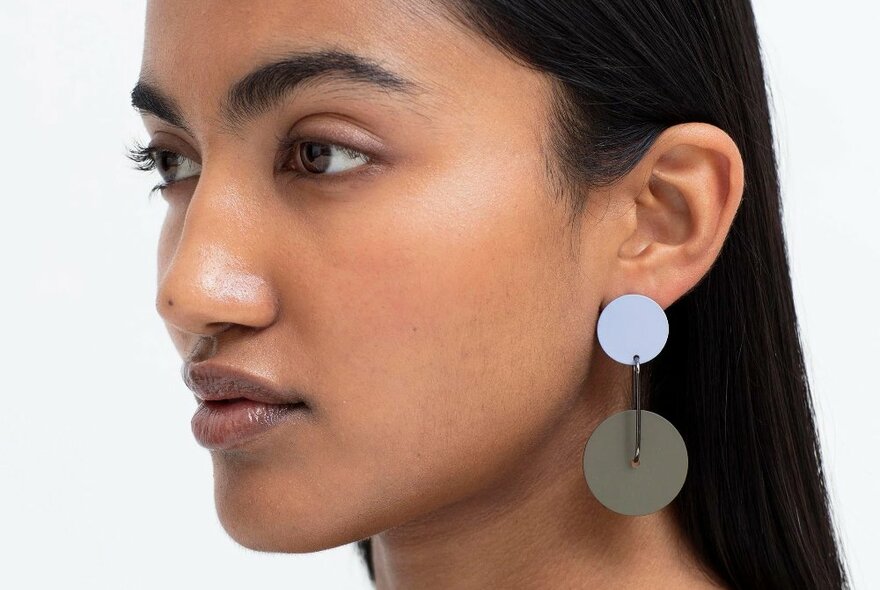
left=126, top=0, right=850, bottom=587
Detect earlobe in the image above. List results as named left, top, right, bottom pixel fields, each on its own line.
left=610, top=122, right=745, bottom=310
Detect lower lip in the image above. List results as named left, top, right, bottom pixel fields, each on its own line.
left=191, top=398, right=309, bottom=450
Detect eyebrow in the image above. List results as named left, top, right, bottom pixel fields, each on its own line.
left=130, top=48, right=427, bottom=135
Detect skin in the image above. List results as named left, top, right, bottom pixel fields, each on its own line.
left=139, top=1, right=743, bottom=588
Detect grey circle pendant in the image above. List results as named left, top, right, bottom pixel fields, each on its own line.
left=582, top=409, right=688, bottom=516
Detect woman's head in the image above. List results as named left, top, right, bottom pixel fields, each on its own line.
left=131, top=0, right=849, bottom=587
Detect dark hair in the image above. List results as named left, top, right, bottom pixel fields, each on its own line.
left=355, top=1, right=851, bottom=587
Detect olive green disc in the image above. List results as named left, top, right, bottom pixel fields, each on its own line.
left=582, top=410, right=688, bottom=516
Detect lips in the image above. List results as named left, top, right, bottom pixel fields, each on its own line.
left=190, top=398, right=309, bottom=450
left=182, top=361, right=306, bottom=405
left=182, top=361, right=310, bottom=450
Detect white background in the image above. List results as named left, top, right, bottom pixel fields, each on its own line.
left=1, top=1, right=876, bottom=588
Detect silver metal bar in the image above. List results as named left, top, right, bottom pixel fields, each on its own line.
left=632, top=354, right=641, bottom=466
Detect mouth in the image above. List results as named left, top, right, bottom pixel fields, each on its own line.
left=190, top=397, right=310, bottom=451
left=182, top=361, right=312, bottom=450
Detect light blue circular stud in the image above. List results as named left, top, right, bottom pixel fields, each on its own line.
left=597, top=294, right=668, bottom=365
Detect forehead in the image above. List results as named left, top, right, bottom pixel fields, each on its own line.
left=140, top=0, right=552, bottom=135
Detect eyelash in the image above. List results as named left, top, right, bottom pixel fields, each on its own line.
left=124, top=139, right=170, bottom=199
left=124, top=135, right=374, bottom=199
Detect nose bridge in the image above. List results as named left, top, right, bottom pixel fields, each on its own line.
left=156, top=171, right=279, bottom=335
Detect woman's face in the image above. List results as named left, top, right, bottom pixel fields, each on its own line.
left=141, top=0, right=614, bottom=550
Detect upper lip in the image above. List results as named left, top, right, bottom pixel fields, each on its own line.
left=182, top=361, right=305, bottom=406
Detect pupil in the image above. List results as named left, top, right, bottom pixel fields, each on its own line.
left=301, top=142, right=332, bottom=173
left=158, top=151, right=179, bottom=182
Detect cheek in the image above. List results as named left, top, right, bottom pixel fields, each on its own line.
left=253, top=161, right=593, bottom=536
left=208, top=143, right=594, bottom=552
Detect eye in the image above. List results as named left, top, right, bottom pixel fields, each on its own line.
left=124, top=139, right=202, bottom=198
left=151, top=149, right=201, bottom=184
left=124, top=134, right=374, bottom=200
left=281, top=136, right=372, bottom=180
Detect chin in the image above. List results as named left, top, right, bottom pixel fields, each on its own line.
left=213, top=490, right=352, bottom=553
left=209, top=459, right=370, bottom=553
left=216, top=510, right=324, bottom=553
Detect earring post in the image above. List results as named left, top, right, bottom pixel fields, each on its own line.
left=631, top=355, right=641, bottom=467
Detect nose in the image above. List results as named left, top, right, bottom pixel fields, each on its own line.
left=155, top=182, right=279, bottom=338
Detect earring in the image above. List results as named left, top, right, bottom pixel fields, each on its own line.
left=582, top=293, right=688, bottom=516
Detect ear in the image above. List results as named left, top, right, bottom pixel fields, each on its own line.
left=603, top=122, right=745, bottom=310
